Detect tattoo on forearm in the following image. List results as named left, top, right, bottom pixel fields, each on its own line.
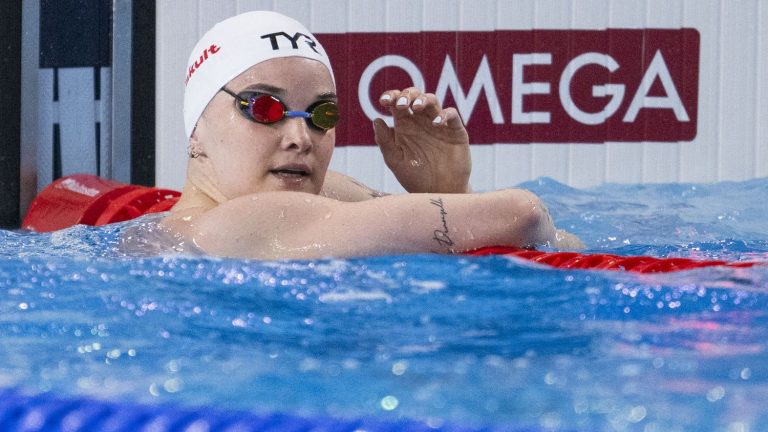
left=430, top=197, right=455, bottom=252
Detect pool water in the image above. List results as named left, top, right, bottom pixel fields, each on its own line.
left=1, top=178, right=767, bottom=431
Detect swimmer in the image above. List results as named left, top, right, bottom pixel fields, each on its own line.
left=162, top=11, right=582, bottom=259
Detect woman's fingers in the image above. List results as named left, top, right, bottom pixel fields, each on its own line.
left=373, top=117, right=394, bottom=149
left=394, top=87, right=423, bottom=111
left=431, top=107, right=464, bottom=130
left=373, top=117, right=405, bottom=165
left=378, top=89, right=465, bottom=133
left=412, top=93, right=440, bottom=115
left=379, top=88, right=446, bottom=121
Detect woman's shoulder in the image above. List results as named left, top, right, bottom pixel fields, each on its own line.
left=160, top=191, right=337, bottom=258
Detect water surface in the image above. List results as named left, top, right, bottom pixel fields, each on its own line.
left=1, top=178, right=767, bottom=432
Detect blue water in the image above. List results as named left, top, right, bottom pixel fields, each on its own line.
left=1, top=178, right=767, bottom=431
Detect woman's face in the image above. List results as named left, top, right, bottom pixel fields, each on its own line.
left=193, top=57, right=336, bottom=199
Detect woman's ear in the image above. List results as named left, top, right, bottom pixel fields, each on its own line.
left=188, top=128, right=207, bottom=159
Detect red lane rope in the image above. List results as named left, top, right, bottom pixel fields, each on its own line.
left=465, top=246, right=762, bottom=273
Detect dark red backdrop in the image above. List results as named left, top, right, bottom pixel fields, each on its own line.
left=318, top=29, right=699, bottom=146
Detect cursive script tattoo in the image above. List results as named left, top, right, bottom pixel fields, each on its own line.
left=430, top=198, right=455, bottom=252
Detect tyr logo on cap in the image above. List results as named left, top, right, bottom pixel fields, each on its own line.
left=260, top=32, right=319, bottom=54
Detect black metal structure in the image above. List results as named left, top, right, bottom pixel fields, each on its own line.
left=131, top=0, right=156, bottom=186
left=0, top=1, right=22, bottom=228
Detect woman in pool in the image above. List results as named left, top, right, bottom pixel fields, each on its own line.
left=162, top=11, right=581, bottom=259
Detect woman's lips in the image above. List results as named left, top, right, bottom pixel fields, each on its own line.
left=270, top=164, right=311, bottom=178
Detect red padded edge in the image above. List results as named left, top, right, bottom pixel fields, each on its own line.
left=466, top=246, right=762, bottom=273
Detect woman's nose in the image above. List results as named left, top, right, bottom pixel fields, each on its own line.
left=279, top=117, right=313, bottom=153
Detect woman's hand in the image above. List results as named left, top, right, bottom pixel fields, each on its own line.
left=374, top=87, right=471, bottom=193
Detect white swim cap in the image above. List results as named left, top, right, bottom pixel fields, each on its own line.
left=183, top=11, right=334, bottom=138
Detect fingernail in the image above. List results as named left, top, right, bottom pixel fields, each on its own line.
left=432, top=115, right=442, bottom=125
left=380, top=94, right=391, bottom=102
left=413, top=98, right=424, bottom=106
left=396, top=96, right=408, bottom=107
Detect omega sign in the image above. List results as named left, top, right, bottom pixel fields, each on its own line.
left=318, top=29, right=699, bottom=145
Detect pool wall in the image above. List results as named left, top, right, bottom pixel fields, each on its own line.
left=152, top=0, right=767, bottom=192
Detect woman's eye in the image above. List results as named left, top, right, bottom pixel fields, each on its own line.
left=240, top=92, right=258, bottom=102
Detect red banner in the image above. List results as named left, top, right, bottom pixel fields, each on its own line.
left=318, top=29, right=699, bottom=146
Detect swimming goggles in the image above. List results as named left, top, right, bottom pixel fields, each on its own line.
left=221, top=87, right=339, bottom=131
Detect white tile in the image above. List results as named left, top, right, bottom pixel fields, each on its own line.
left=272, top=0, right=311, bottom=25
left=717, top=0, right=758, bottom=180
left=469, top=145, right=496, bottom=191
left=531, top=144, right=570, bottom=184
left=156, top=0, right=200, bottom=189
left=309, top=0, right=348, bottom=33
left=422, top=0, right=460, bottom=30
left=534, top=0, right=573, bottom=27
left=608, top=0, right=645, bottom=28
left=678, top=0, right=718, bottom=182
left=344, top=146, right=387, bottom=191
left=348, top=0, right=386, bottom=32
left=573, top=0, right=609, bottom=29
left=496, top=0, right=535, bottom=30
left=386, top=0, right=423, bottom=32
left=459, top=0, right=496, bottom=31
left=495, top=144, right=533, bottom=188
left=758, top=0, right=768, bottom=177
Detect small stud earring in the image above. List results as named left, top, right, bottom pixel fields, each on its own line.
left=188, top=146, right=201, bottom=159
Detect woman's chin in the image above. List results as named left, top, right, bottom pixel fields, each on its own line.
left=269, top=173, right=318, bottom=194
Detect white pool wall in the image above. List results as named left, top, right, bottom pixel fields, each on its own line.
left=155, top=0, right=768, bottom=193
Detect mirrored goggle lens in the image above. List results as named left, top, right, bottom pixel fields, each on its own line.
left=249, top=95, right=285, bottom=123
left=246, top=94, right=340, bottom=130
left=309, top=101, right=340, bottom=130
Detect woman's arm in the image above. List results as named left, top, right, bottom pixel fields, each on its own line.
left=320, top=170, right=387, bottom=202
left=185, top=189, right=565, bottom=259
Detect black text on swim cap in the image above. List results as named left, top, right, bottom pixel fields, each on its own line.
left=260, top=32, right=319, bottom=54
